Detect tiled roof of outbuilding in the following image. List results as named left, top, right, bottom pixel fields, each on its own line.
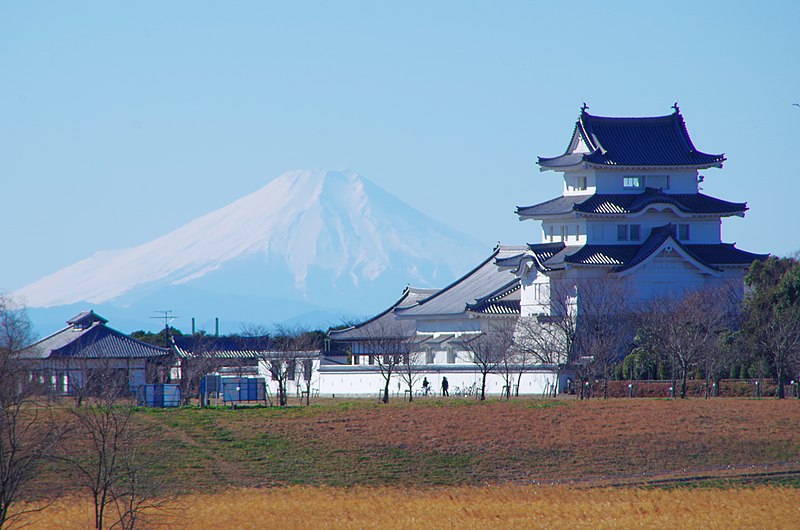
left=172, top=335, right=274, bottom=359
left=517, top=189, right=746, bottom=218
left=466, top=280, right=521, bottom=315
left=396, top=246, right=523, bottom=318
left=329, top=287, right=438, bottom=341
left=539, top=109, right=726, bottom=169
left=22, top=314, right=169, bottom=360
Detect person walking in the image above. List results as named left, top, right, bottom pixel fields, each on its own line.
left=441, top=376, right=449, bottom=396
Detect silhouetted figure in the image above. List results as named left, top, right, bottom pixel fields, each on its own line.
left=422, top=377, right=430, bottom=395
left=441, top=376, right=449, bottom=396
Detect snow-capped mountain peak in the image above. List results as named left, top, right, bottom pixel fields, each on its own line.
left=15, top=170, right=485, bottom=316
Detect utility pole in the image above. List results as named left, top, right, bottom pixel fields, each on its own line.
left=150, top=310, right=179, bottom=348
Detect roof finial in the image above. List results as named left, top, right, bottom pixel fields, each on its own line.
left=581, top=102, right=589, bottom=112
left=672, top=101, right=680, bottom=113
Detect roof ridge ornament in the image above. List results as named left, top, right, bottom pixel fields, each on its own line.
left=672, top=101, right=680, bottom=114
left=581, top=102, right=589, bottom=112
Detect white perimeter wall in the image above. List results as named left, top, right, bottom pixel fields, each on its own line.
left=317, top=365, right=563, bottom=398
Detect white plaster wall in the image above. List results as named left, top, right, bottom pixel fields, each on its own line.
left=257, top=358, right=322, bottom=399
left=562, top=170, right=597, bottom=196
left=541, top=221, right=587, bottom=245
left=317, top=365, right=562, bottom=397
left=520, top=267, right=552, bottom=317
left=415, top=319, right=482, bottom=334
left=592, top=169, right=700, bottom=194
left=619, top=251, right=727, bottom=303
left=585, top=215, right=721, bottom=244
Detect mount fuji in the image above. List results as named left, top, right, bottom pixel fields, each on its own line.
left=16, top=170, right=487, bottom=334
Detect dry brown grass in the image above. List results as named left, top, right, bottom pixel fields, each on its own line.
left=14, top=485, right=799, bottom=529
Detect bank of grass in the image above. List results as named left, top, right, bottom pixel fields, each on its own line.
left=33, top=397, right=800, bottom=497
left=15, top=485, right=800, bottom=529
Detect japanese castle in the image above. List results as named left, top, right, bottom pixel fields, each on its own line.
left=511, top=105, right=766, bottom=317
left=324, top=105, right=766, bottom=397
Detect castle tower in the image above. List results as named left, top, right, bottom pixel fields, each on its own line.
left=508, top=106, right=767, bottom=316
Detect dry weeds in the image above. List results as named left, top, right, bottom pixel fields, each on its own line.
left=14, top=485, right=799, bottom=529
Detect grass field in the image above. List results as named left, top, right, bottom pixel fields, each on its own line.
left=13, top=397, right=800, bottom=527
left=127, top=398, right=800, bottom=489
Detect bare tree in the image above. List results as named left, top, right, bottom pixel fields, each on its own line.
left=637, top=284, right=738, bottom=399
left=515, top=280, right=578, bottom=398
left=0, top=293, right=64, bottom=529
left=698, top=284, right=742, bottom=398
left=492, top=324, right=523, bottom=400
left=354, top=320, right=409, bottom=404
left=573, top=279, right=635, bottom=399
left=109, top=438, right=172, bottom=530
left=276, top=327, right=321, bottom=406
left=300, top=357, right=314, bottom=406
left=248, top=325, right=322, bottom=407
left=69, top=389, right=131, bottom=529
left=397, top=348, right=425, bottom=402
left=174, top=334, right=228, bottom=406
left=66, top=373, right=164, bottom=530
left=463, top=322, right=515, bottom=401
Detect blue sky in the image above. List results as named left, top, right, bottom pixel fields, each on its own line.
left=2, top=1, right=799, bottom=293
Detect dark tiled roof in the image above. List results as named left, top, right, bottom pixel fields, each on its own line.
left=612, top=224, right=676, bottom=272
left=494, top=242, right=567, bottom=273
left=529, top=242, right=567, bottom=262
left=517, top=196, right=583, bottom=217
left=683, top=244, right=769, bottom=266
left=328, top=287, right=437, bottom=341
left=173, top=335, right=273, bottom=359
left=565, top=245, right=640, bottom=266
left=518, top=189, right=746, bottom=218
left=467, top=300, right=520, bottom=315
left=25, top=322, right=169, bottom=360
left=67, top=310, right=108, bottom=327
left=396, top=246, right=523, bottom=318
left=576, top=189, right=746, bottom=216
left=539, top=109, right=726, bottom=169
left=466, top=280, right=521, bottom=315
left=563, top=224, right=768, bottom=272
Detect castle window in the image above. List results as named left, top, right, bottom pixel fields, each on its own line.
left=624, top=176, right=643, bottom=189
left=617, top=224, right=641, bottom=241
left=574, top=176, right=587, bottom=190
left=678, top=224, right=690, bottom=240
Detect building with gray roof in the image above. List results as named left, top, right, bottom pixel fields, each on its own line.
left=324, top=247, right=564, bottom=398
left=20, top=311, right=170, bottom=395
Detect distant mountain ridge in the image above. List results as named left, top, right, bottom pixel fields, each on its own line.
left=16, top=170, right=486, bottom=333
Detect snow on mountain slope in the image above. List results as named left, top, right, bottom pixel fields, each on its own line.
left=16, top=170, right=486, bottom=310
